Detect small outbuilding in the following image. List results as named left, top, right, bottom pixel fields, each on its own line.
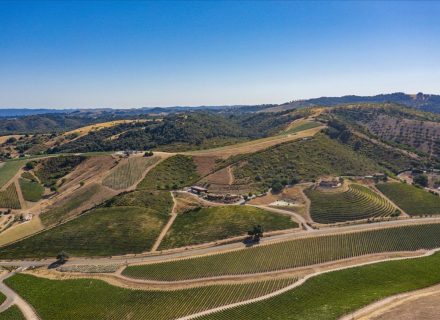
left=190, top=186, right=208, bottom=195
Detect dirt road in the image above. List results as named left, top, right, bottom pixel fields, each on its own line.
left=0, top=269, right=39, bottom=319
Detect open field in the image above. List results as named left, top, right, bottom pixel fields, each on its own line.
left=137, top=155, right=199, bottom=190
left=4, top=274, right=295, bottom=320
left=305, top=184, right=396, bottom=224
left=0, top=160, right=26, bottom=189
left=0, top=217, right=43, bottom=247
left=376, top=182, right=440, bottom=216
left=185, top=125, right=324, bottom=158
left=284, top=120, right=322, bottom=134
left=0, top=191, right=173, bottom=258
left=0, top=305, right=25, bottom=320
left=159, top=206, right=297, bottom=250
left=0, top=184, right=21, bottom=209
left=123, top=223, right=440, bottom=281
left=18, top=179, right=44, bottom=202
left=198, top=251, right=440, bottom=320
left=102, top=155, right=160, bottom=190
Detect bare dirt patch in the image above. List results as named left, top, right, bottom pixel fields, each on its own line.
left=173, top=192, right=213, bottom=214
left=192, top=155, right=220, bottom=177
left=369, top=289, right=440, bottom=320
left=59, top=155, right=117, bottom=193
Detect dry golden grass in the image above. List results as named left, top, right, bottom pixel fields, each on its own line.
left=0, top=135, right=25, bottom=144
left=0, top=216, right=43, bottom=246
left=184, top=126, right=324, bottom=159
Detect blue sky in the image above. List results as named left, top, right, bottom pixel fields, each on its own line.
left=0, top=1, right=439, bottom=108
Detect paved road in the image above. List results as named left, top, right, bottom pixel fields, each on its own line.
left=1, top=216, right=440, bottom=269
left=0, top=269, right=39, bottom=319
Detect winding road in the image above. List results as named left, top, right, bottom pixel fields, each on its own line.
left=0, top=269, right=39, bottom=319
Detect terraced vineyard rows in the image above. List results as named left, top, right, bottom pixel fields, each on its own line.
left=198, top=251, right=440, bottom=320
left=376, top=182, right=440, bottom=216
left=123, top=223, right=440, bottom=281
left=5, top=274, right=296, bottom=320
left=0, top=183, right=21, bottom=209
left=305, top=184, right=396, bottom=224
left=102, top=156, right=160, bottom=190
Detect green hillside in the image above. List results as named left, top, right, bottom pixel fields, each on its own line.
left=159, top=206, right=297, bottom=249
left=376, top=182, right=440, bottom=216
left=231, top=134, right=382, bottom=192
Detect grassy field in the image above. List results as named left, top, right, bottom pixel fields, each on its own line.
left=0, top=305, right=25, bottom=320
left=137, top=155, right=199, bottom=190
left=231, top=134, right=382, bottom=192
left=123, top=223, right=440, bottom=281
left=159, top=206, right=297, bottom=249
left=40, top=183, right=102, bottom=226
left=107, top=190, right=173, bottom=213
left=0, top=191, right=173, bottom=258
left=199, top=251, right=440, bottom=320
left=305, top=184, right=396, bottom=224
left=0, top=291, right=5, bottom=305
left=376, top=182, right=440, bottom=216
left=4, top=274, right=295, bottom=320
left=18, top=178, right=44, bottom=202
left=102, top=156, right=160, bottom=190
left=0, top=160, right=26, bottom=188
left=284, top=121, right=321, bottom=134
left=0, top=183, right=21, bottom=209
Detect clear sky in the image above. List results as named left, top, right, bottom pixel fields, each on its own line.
left=0, top=1, right=439, bottom=108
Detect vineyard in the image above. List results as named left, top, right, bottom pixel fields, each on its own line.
left=19, top=178, right=44, bottom=202
left=159, top=206, right=297, bottom=249
left=0, top=183, right=21, bottom=209
left=198, top=251, right=440, bottom=320
left=4, top=274, right=296, bottom=320
left=40, top=183, right=103, bottom=226
left=0, top=190, right=173, bottom=258
left=102, top=156, right=160, bottom=190
left=137, top=155, right=200, bottom=190
left=305, top=184, right=396, bottom=224
left=0, top=305, right=25, bottom=320
left=123, top=223, right=440, bottom=281
left=0, top=160, right=26, bottom=189
left=376, top=182, right=440, bottom=216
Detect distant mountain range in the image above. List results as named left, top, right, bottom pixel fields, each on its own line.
left=271, top=92, right=440, bottom=113
left=1, top=92, right=440, bottom=119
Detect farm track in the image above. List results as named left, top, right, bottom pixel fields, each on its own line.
left=249, top=205, right=313, bottom=231
left=14, top=179, right=26, bottom=210
left=0, top=152, right=171, bottom=247
left=0, top=270, right=39, bottom=320
left=371, top=184, right=409, bottom=217
left=151, top=192, right=178, bottom=252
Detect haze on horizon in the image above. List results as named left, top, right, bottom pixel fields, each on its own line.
left=0, top=1, right=439, bottom=109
